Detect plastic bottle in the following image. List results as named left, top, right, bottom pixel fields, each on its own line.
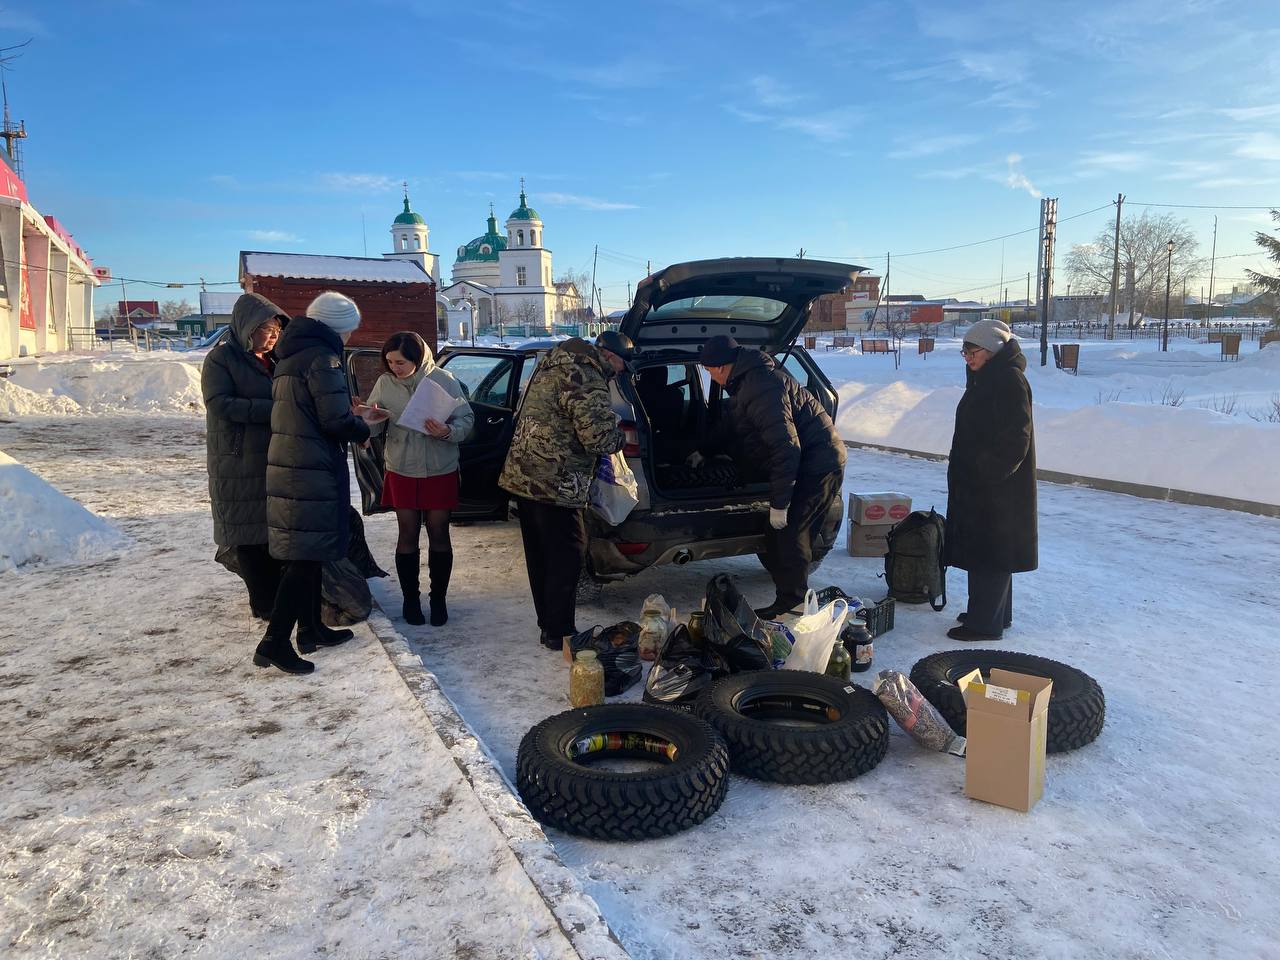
left=825, top=635, right=852, bottom=680
left=570, top=650, right=605, bottom=707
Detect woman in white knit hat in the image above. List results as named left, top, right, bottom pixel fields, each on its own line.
left=256, top=291, right=371, bottom=674
left=944, top=319, right=1038, bottom=642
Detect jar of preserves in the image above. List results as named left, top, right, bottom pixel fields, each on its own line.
left=825, top=634, right=852, bottom=680
left=570, top=650, right=605, bottom=707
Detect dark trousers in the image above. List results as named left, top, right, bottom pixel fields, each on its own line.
left=762, top=469, right=842, bottom=608
left=966, top=569, right=1013, bottom=636
left=266, top=559, right=321, bottom=641
left=236, top=543, right=283, bottom=616
left=516, top=498, right=587, bottom=639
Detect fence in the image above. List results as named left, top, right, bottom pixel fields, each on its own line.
left=1010, top=322, right=1275, bottom=343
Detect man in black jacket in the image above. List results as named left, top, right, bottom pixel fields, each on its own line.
left=698, top=335, right=846, bottom=619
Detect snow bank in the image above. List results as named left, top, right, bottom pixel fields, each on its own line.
left=818, top=336, right=1280, bottom=505
left=8, top=357, right=204, bottom=414
left=0, top=450, right=127, bottom=572
left=0, top=378, right=82, bottom=417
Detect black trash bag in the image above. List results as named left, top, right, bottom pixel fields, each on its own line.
left=352, top=435, right=392, bottom=516
left=346, top=507, right=388, bottom=579
left=703, top=573, right=774, bottom=673
left=643, top=624, right=729, bottom=708
left=569, top=621, right=643, bottom=696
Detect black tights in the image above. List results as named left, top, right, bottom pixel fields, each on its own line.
left=395, top=508, right=452, bottom=554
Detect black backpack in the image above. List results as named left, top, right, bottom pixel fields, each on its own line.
left=884, top=509, right=947, bottom=610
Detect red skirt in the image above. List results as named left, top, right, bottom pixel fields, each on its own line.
left=381, top=469, right=460, bottom=510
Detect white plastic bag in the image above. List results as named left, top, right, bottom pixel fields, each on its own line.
left=589, top=452, right=639, bottom=526
left=638, top=594, right=672, bottom=662
left=782, top=595, right=849, bottom=673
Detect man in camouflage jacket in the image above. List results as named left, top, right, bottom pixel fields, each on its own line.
left=499, top=338, right=624, bottom=651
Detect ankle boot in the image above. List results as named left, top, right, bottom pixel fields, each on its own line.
left=395, top=551, right=425, bottom=625
left=427, top=550, right=453, bottom=627
left=253, top=632, right=315, bottom=675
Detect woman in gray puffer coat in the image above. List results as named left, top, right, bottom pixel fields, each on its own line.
left=201, top=293, right=289, bottom=618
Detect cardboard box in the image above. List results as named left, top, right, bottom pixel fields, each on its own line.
left=846, top=521, right=890, bottom=557
left=848, top=492, right=912, bottom=526
left=959, top=668, right=1053, bottom=812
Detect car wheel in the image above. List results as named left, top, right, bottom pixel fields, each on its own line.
left=693, top=671, right=889, bottom=784
left=909, top=649, right=1105, bottom=753
left=516, top=704, right=730, bottom=840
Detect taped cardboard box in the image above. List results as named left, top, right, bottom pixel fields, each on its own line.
left=846, top=521, right=890, bottom=557
left=958, top=668, right=1053, bottom=812
left=848, top=492, right=912, bottom=526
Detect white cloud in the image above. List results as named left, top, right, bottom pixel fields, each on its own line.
left=316, top=173, right=400, bottom=193
left=1220, top=104, right=1280, bottom=122
left=750, top=75, right=802, bottom=108
left=539, top=192, right=639, bottom=211
left=888, top=133, right=979, bottom=159
left=1237, top=133, right=1280, bottom=161
left=248, top=229, right=303, bottom=243
left=1003, top=154, right=1040, bottom=198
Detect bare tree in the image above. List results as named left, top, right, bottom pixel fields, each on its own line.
left=98, top=304, right=122, bottom=328
left=554, top=269, right=590, bottom=322
left=492, top=299, right=514, bottom=337
left=512, top=297, right=544, bottom=332
left=160, top=300, right=195, bottom=324
left=1064, top=211, right=1203, bottom=322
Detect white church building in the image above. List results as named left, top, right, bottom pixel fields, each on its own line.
left=440, top=182, right=566, bottom=335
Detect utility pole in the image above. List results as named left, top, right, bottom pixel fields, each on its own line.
left=626, top=281, right=632, bottom=307
left=1206, top=215, right=1218, bottom=327
left=1038, top=197, right=1057, bottom=367
left=646, top=259, right=651, bottom=277
left=590, top=244, right=599, bottom=322
left=1107, top=193, right=1123, bottom=341
left=1162, top=241, right=1175, bottom=352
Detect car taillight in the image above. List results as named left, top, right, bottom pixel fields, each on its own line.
left=616, top=541, right=650, bottom=556
left=621, top=420, right=641, bottom=457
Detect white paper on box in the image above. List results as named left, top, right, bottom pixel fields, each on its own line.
left=397, top=377, right=461, bottom=435
left=984, top=684, right=1019, bottom=706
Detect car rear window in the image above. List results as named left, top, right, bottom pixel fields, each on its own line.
left=647, top=295, right=787, bottom=322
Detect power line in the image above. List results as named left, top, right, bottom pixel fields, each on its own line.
left=0, top=257, right=239, bottom=286
left=1127, top=201, right=1280, bottom=210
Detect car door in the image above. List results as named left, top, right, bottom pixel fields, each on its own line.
left=344, top=348, right=391, bottom=515
left=437, top=351, right=522, bottom=519
left=777, top=347, right=838, bottom=419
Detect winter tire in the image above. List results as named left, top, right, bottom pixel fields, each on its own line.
left=693, top=671, right=889, bottom=784
left=909, top=649, right=1105, bottom=753
left=516, top=704, right=730, bottom=841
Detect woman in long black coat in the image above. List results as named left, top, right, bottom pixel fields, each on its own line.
left=944, top=320, right=1037, bottom=642
left=256, top=291, right=371, bottom=674
left=201, top=293, right=289, bottom=618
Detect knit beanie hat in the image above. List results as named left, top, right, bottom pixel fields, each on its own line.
left=307, top=291, right=361, bottom=334
left=963, top=319, right=1013, bottom=354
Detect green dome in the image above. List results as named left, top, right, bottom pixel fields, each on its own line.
left=455, top=210, right=507, bottom=263
left=394, top=196, right=426, bottom=225
left=508, top=188, right=540, bottom=221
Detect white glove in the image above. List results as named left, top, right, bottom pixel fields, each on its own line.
left=685, top=451, right=705, bottom=468
left=769, top=507, right=788, bottom=530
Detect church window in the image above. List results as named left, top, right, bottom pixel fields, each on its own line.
left=413, top=236, right=421, bottom=249
left=480, top=244, right=491, bottom=255
left=531, top=229, right=538, bottom=245
left=517, top=266, right=527, bottom=286
left=517, top=229, right=524, bottom=246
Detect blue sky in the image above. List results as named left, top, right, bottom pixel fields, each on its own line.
left=3, top=0, right=1278, bottom=310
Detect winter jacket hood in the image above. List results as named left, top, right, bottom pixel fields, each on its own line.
left=230, top=293, right=287, bottom=353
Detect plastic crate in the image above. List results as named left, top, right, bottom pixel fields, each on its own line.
left=857, top=597, right=895, bottom=638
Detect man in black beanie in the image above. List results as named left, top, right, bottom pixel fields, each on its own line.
left=697, top=335, right=846, bottom=619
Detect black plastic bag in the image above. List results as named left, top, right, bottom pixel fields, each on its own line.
left=346, top=507, right=388, bottom=579
left=643, top=624, right=729, bottom=708
left=569, top=621, right=642, bottom=696
left=703, top=573, right=773, bottom=673
left=352, top=435, right=392, bottom=516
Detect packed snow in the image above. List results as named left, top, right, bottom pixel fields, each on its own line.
left=0, top=449, right=126, bottom=572
left=2, top=340, right=1278, bottom=959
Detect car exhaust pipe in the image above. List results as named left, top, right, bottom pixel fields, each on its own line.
left=672, top=549, right=693, bottom=565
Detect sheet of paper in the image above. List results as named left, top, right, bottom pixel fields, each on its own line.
left=396, top=376, right=460, bottom=435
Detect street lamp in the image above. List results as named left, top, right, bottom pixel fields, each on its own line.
left=1162, top=240, right=1174, bottom=352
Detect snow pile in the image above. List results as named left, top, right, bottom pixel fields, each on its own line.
left=0, top=378, right=82, bottom=417
left=0, top=449, right=126, bottom=572
left=8, top=357, right=204, bottom=414
left=817, top=336, right=1280, bottom=505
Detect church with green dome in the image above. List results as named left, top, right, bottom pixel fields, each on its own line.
left=441, top=180, right=572, bottom=335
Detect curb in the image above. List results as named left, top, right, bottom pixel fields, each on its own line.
left=364, top=609, right=632, bottom=960
left=843, top=439, right=1280, bottom=518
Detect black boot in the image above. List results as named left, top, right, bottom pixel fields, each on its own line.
left=427, top=550, right=453, bottom=627
left=296, top=563, right=354, bottom=652
left=396, top=551, right=426, bottom=625
left=253, top=632, right=314, bottom=675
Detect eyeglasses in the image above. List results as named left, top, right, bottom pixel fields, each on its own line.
left=961, top=346, right=985, bottom=358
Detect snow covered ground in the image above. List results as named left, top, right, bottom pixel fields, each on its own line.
left=2, top=340, right=1278, bottom=959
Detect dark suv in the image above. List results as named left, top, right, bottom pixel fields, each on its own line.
left=347, top=257, right=863, bottom=585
